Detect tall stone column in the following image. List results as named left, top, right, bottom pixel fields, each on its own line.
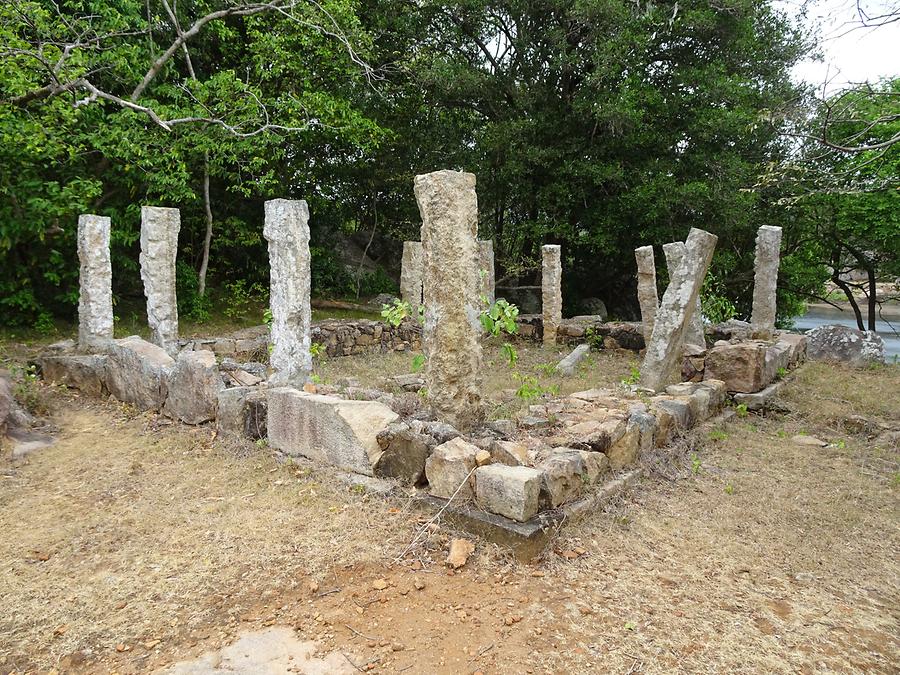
left=264, top=199, right=313, bottom=387
left=77, top=214, right=114, bottom=351
left=415, top=170, right=483, bottom=431
left=400, top=241, right=424, bottom=313
left=663, top=241, right=706, bottom=348
left=634, top=245, right=658, bottom=346
left=541, top=245, right=562, bottom=346
left=640, top=228, right=718, bottom=392
left=478, top=239, right=495, bottom=304
left=750, top=225, right=783, bottom=338
left=140, top=206, right=180, bottom=355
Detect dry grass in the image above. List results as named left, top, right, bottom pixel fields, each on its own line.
left=1, top=361, right=898, bottom=674
left=0, top=392, right=419, bottom=672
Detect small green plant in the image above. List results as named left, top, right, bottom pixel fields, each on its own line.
left=480, top=298, right=519, bottom=336
left=724, top=483, right=735, bottom=495
left=776, top=429, right=788, bottom=438
left=309, top=373, right=323, bottom=385
left=537, top=362, right=557, bottom=376
left=624, top=621, right=637, bottom=631
left=381, top=299, right=411, bottom=327
left=263, top=308, right=273, bottom=327
left=309, top=342, right=326, bottom=359
left=775, top=366, right=788, bottom=380
left=223, top=279, right=266, bottom=320
left=734, top=403, right=749, bottom=418
left=13, top=364, right=48, bottom=415
left=411, top=354, right=426, bottom=373
left=500, top=342, right=518, bottom=367
left=690, top=453, right=702, bottom=475
left=708, top=429, right=728, bottom=442
left=621, top=364, right=641, bottom=386
left=835, top=439, right=846, bottom=449
left=33, top=311, right=56, bottom=336
left=514, top=374, right=543, bottom=401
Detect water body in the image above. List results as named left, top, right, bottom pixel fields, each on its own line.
left=791, top=305, right=900, bottom=360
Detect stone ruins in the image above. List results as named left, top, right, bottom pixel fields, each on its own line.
left=750, top=225, right=783, bottom=338
left=263, top=199, right=313, bottom=387
left=541, top=245, right=562, bottom=346
left=38, top=171, right=811, bottom=555
left=415, top=169, right=484, bottom=431
left=77, top=214, right=114, bottom=351
left=140, top=206, right=181, bottom=356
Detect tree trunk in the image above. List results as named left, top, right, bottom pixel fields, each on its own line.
left=198, top=153, right=213, bottom=297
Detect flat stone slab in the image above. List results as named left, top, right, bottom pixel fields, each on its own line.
left=155, top=627, right=354, bottom=674
left=39, top=354, right=107, bottom=397
left=267, top=387, right=398, bottom=476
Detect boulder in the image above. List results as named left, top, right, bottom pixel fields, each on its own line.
left=538, top=449, right=585, bottom=508
left=40, top=355, right=107, bottom=397
left=485, top=419, right=516, bottom=438
left=410, top=420, right=461, bottom=447
left=424, top=437, right=480, bottom=500
left=216, top=386, right=267, bottom=440
left=373, top=422, right=431, bottom=484
left=163, top=350, right=222, bottom=424
left=104, top=336, right=174, bottom=411
left=475, top=464, right=543, bottom=522
left=267, top=387, right=398, bottom=476
left=703, top=341, right=768, bottom=393
left=556, top=344, right=590, bottom=377
left=805, top=325, right=885, bottom=366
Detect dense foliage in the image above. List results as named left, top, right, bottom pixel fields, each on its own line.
left=0, top=0, right=896, bottom=330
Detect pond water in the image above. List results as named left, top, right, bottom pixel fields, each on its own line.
left=791, top=305, right=900, bottom=360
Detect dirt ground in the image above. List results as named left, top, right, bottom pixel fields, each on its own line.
left=1, top=358, right=898, bottom=674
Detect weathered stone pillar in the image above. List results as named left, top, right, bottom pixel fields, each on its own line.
left=542, top=245, right=562, bottom=346
left=478, top=239, right=495, bottom=304
left=264, top=199, right=313, bottom=387
left=634, top=245, right=658, bottom=346
left=640, top=228, right=718, bottom=392
left=400, top=241, right=424, bottom=313
left=750, top=225, right=783, bottom=338
left=663, top=241, right=706, bottom=348
left=77, top=214, right=114, bottom=350
left=415, top=170, right=483, bottom=431
left=140, top=206, right=180, bottom=355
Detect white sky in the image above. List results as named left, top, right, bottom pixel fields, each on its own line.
left=776, top=0, right=900, bottom=93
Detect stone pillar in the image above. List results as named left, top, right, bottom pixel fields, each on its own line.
left=415, top=170, right=483, bottom=431
left=640, top=228, right=718, bottom=392
left=400, top=241, right=424, bottom=313
left=77, top=214, right=114, bottom=350
left=140, top=206, right=180, bottom=355
left=541, top=245, right=562, bottom=346
left=478, top=239, right=495, bottom=304
left=663, top=241, right=706, bottom=348
left=264, top=199, right=313, bottom=387
left=634, top=245, right=658, bottom=347
left=750, top=225, right=783, bottom=338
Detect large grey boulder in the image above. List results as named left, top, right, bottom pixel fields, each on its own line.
left=105, top=336, right=174, bottom=411
left=475, top=464, right=543, bottom=522
left=40, top=355, right=107, bottom=397
left=267, top=387, right=398, bottom=475
left=163, top=350, right=222, bottom=424
left=805, top=325, right=885, bottom=365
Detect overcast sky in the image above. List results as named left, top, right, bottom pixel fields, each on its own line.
left=776, top=0, right=900, bottom=92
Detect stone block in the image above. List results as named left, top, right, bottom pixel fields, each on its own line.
left=606, top=424, right=640, bottom=470
left=217, top=386, right=267, bottom=440
left=40, top=355, right=107, bottom=397
left=703, top=342, right=768, bottom=393
left=538, top=449, right=585, bottom=508
left=373, top=422, right=430, bottom=484
left=627, top=407, right=657, bottom=454
left=578, top=449, right=610, bottom=483
left=105, top=336, right=174, bottom=411
left=490, top=440, right=530, bottom=466
left=696, top=379, right=727, bottom=410
left=424, top=437, right=480, bottom=500
left=564, top=416, right=626, bottom=452
left=475, top=464, right=543, bottom=522
left=777, top=333, right=807, bottom=367
left=267, top=387, right=398, bottom=475
left=556, top=344, right=590, bottom=376
left=764, top=340, right=792, bottom=384
left=163, top=350, right=222, bottom=424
